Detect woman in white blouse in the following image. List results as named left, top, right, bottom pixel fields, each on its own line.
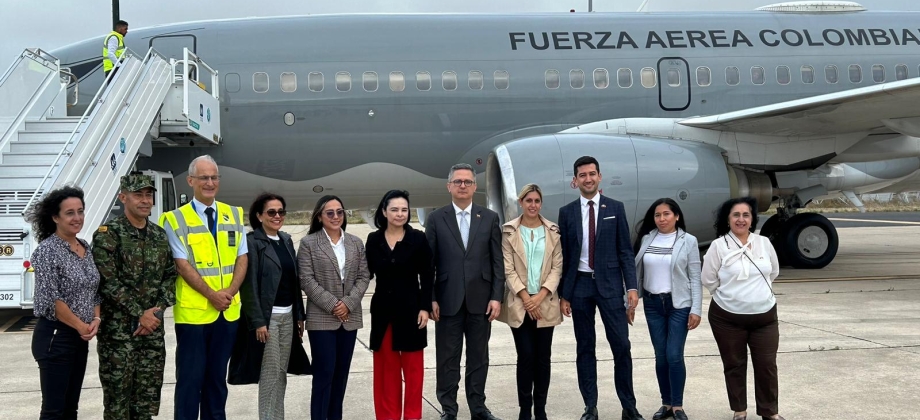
left=702, top=197, right=783, bottom=420
left=633, top=198, right=702, bottom=420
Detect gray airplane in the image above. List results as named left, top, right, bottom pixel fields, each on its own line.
left=51, top=2, right=920, bottom=269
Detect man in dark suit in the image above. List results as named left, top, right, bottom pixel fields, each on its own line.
left=427, top=163, right=506, bottom=420
left=558, top=156, right=645, bottom=420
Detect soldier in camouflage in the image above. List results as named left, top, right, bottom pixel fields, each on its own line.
left=92, top=173, right=178, bottom=420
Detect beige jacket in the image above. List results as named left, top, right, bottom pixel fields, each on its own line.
left=497, top=215, right=563, bottom=328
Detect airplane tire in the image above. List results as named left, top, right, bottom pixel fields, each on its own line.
left=758, top=214, right=785, bottom=264
left=779, top=213, right=839, bottom=269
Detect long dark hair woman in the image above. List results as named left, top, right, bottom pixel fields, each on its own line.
left=298, top=195, right=370, bottom=420
left=702, top=197, right=783, bottom=420
left=633, top=198, right=702, bottom=420
left=25, top=186, right=101, bottom=419
left=365, top=190, right=434, bottom=420
left=229, top=192, right=311, bottom=419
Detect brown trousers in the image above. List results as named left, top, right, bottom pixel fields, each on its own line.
left=708, top=300, right=779, bottom=417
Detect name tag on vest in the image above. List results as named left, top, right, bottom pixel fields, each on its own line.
left=228, top=232, right=236, bottom=247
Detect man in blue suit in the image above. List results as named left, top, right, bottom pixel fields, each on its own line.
left=558, top=156, right=644, bottom=420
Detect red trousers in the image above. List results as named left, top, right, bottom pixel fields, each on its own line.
left=373, top=325, right=424, bottom=420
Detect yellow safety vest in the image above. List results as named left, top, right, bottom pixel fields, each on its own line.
left=102, top=31, right=125, bottom=72
left=160, top=201, right=244, bottom=324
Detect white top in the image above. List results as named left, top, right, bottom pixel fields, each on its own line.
left=452, top=202, right=472, bottom=228
left=702, top=232, right=780, bottom=314
left=577, top=193, right=600, bottom=272
left=323, top=228, right=346, bottom=281
left=643, top=231, right=676, bottom=294
left=106, top=35, right=120, bottom=65
left=164, top=198, right=248, bottom=261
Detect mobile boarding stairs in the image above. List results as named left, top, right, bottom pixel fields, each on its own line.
left=0, top=47, right=221, bottom=309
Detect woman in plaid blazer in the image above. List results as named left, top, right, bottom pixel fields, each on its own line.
left=298, top=195, right=371, bottom=420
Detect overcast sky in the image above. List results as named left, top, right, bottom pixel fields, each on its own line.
left=2, top=0, right=918, bottom=70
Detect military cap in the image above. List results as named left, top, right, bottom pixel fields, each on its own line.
left=120, top=173, right=157, bottom=192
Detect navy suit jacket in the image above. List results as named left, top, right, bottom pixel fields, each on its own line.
left=557, top=195, right=638, bottom=300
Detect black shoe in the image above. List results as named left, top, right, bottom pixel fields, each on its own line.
left=622, top=408, right=646, bottom=420
left=440, top=414, right=457, bottom=420
left=673, top=410, right=688, bottom=420
left=472, top=409, right=503, bottom=420
left=580, top=406, right=599, bottom=420
left=534, top=407, right=548, bottom=420
left=518, top=408, right=533, bottom=420
left=652, top=406, right=674, bottom=420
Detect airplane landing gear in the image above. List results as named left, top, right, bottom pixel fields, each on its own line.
left=760, top=203, right=839, bottom=269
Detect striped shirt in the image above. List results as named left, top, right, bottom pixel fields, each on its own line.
left=642, top=231, right=676, bottom=294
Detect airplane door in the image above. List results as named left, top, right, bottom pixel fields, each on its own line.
left=149, top=35, right=197, bottom=62
left=657, top=57, right=690, bottom=111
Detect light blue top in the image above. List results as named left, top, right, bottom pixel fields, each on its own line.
left=519, top=225, right=546, bottom=294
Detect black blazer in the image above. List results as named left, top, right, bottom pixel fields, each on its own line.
left=425, top=203, right=505, bottom=317
left=366, top=226, right=434, bottom=352
left=228, top=228, right=311, bottom=385
left=557, top=195, right=638, bottom=300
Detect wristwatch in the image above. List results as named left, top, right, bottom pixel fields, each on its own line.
left=153, top=308, right=164, bottom=322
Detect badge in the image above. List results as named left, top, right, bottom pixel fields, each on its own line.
left=228, top=232, right=236, bottom=247
left=97, top=226, right=108, bottom=232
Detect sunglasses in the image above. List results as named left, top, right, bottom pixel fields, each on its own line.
left=323, top=209, right=346, bottom=219
left=263, top=209, right=287, bottom=217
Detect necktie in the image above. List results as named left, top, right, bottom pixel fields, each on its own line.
left=204, top=207, right=217, bottom=240
left=460, top=211, right=469, bottom=249
left=588, top=201, right=596, bottom=270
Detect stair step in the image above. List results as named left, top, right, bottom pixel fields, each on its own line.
left=0, top=165, right=56, bottom=177
left=24, top=119, right=83, bottom=132
left=1, top=152, right=59, bottom=165
left=15, top=131, right=77, bottom=143
left=9, top=142, right=67, bottom=154
left=0, top=177, right=43, bottom=190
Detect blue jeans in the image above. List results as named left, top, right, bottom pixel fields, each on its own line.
left=643, top=291, right=691, bottom=407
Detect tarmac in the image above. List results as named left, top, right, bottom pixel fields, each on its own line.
left=0, top=216, right=918, bottom=419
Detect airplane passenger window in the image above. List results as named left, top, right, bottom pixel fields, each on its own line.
left=725, top=67, right=740, bottom=86
left=594, top=69, right=609, bottom=89
left=617, top=68, right=632, bottom=88
left=751, top=66, right=765, bottom=85
left=570, top=70, right=585, bottom=89
left=667, top=69, right=680, bottom=87
left=226, top=73, right=241, bottom=93
left=776, top=66, right=790, bottom=85
left=871, top=65, right=885, bottom=83
left=896, top=64, right=908, bottom=80
left=469, top=71, right=484, bottom=90
left=824, top=65, right=838, bottom=84
left=545, top=70, right=560, bottom=89
left=389, top=72, right=405, bottom=92
left=494, top=70, right=510, bottom=90
left=308, top=72, right=324, bottom=92
left=336, top=72, right=351, bottom=92
left=801, top=66, right=815, bottom=84
left=280, top=72, right=296, bottom=92
left=363, top=72, right=378, bottom=92
left=696, top=67, right=711, bottom=87
left=253, top=72, right=269, bottom=93
left=848, top=65, right=862, bottom=83
left=417, top=71, right=431, bottom=91
left=640, top=67, right=656, bottom=88
left=442, top=71, right=458, bottom=91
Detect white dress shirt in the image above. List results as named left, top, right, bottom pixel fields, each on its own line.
left=163, top=198, right=248, bottom=260
left=452, top=202, right=472, bottom=234
left=577, top=193, right=600, bottom=272
left=701, top=232, right=779, bottom=314
left=106, top=35, right=120, bottom=66
left=323, top=228, right=347, bottom=281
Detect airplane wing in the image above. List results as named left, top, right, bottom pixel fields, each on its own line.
left=679, top=78, right=920, bottom=137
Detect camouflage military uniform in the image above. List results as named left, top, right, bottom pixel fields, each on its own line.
left=92, top=175, right=177, bottom=420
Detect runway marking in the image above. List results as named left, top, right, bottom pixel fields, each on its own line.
left=775, top=275, right=918, bottom=283
left=828, top=218, right=920, bottom=225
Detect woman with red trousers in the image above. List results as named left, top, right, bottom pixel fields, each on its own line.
left=366, top=190, right=434, bottom=420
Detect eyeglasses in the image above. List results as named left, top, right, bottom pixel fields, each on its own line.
left=324, top=209, right=346, bottom=219
left=450, top=179, right=475, bottom=187
left=264, top=209, right=286, bottom=217
left=191, top=175, right=221, bottom=182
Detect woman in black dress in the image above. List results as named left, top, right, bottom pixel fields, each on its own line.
left=365, top=190, right=434, bottom=420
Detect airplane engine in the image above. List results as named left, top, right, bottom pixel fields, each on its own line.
left=485, top=133, right=759, bottom=245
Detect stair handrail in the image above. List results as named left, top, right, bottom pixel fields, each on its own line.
left=0, top=49, right=62, bottom=159
left=20, top=47, right=145, bottom=216
left=0, top=48, right=57, bottom=85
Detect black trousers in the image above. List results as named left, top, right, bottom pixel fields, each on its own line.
left=510, top=314, right=554, bottom=415
left=31, top=318, right=89, bottom=420
left=174, top=313, right=238, bottom=420
left=435, top=303, right=493, bottom=416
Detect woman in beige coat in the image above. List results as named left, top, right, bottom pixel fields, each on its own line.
left=497, top=184, right=563, bottom=420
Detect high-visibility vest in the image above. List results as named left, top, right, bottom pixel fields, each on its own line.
left=102, top=31, right=125, bottom=72
left=160, top=201, right=245, bottom=324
